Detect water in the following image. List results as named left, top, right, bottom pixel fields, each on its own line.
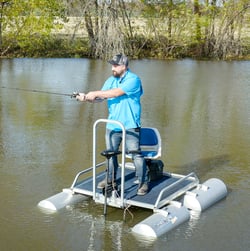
left=0, top=58, right=249, bottom=251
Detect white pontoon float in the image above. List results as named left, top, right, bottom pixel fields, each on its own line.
left=38, top=119, right=227, bottom=238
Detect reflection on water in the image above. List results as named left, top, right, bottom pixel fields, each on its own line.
left=60, top=201, right=128, bottom=251
left=0, top=58, right=249, bottom=251
left=184, top=210, right=202, bottom=239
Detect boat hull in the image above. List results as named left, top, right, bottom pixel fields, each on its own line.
left=38, top=188, right=87, bottom=212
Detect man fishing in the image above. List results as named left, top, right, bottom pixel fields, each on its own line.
left=76, top=53, right=148, bottom=195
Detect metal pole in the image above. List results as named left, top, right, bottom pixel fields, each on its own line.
left=103, top=157, right=110, bottom=216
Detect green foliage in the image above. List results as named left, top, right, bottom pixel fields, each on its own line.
left=138, top=0, right=250, bottom=59
left=0, top=0, right=66, bottom=56
left=2, top=34, right=89, bottom=58
left=1, top=0, right=249, bottom=59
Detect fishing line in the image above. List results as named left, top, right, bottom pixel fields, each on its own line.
left=0, top=86, right=78, bottom=98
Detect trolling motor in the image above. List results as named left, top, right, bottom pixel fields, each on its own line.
left=101, top=150, right=121, bottom=216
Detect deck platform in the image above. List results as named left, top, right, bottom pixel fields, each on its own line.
left=72, top=167, right=199, bottom=210
left=37, top=119, right=227, bottom=238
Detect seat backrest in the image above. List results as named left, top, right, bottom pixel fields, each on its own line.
left=139, top=127, right=162, bottom=159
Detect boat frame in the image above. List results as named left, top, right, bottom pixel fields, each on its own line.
left=38, top=119, right=228, bottom=238
left=69, top=119, right=199, bottom=211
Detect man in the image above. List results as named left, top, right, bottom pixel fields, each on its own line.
left=76, top=53, right=148, bottom=195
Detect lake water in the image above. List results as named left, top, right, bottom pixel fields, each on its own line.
left=0, top=58, right=249, bottom=251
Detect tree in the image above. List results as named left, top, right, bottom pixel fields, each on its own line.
left=0, top=1, right=10, bottom=49
left=0, top=0, right=65, bottom=56
left=83, top=0, right=136, bottom=59
left=62, top=0, right=137, bottom=59
left=200, top=0, right=250, bottom=59
left=139, top=0, right=250, bottom=59
left=215, top=0, right=249, bottom=58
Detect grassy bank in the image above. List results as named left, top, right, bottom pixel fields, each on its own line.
left=3, top=35, right=249, bottom=60
left=1, top=16, right=250, bottom=60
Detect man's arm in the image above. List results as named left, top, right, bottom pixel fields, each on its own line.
left=76, top=88, right=125, bottom=102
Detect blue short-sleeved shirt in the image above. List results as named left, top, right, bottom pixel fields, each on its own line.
left=101, top=69, right=143, bottom=131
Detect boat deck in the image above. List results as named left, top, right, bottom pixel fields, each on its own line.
left=72, top=167, right=199, bottom=210
left=70, top=119, right=200, bottom=210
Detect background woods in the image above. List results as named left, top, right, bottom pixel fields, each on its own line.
left=0, top=0, right=249, bottom=59
left=0, top=0, right=65, bottom=56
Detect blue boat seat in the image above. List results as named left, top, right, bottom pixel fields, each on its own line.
left=126, top=127, right=162, bottom=160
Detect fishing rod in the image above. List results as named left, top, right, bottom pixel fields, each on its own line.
left=1, top=86, right=105, bottom=102
left=0, top=86, right=78, bottom=98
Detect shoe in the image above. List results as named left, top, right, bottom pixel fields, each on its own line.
left=133, top=179, right=140, bottom=184
left=137, top=183, right=148, bottom=196
left=97, top=179, right=116, bottom=189
left=97, top=179, right=106, bottom=189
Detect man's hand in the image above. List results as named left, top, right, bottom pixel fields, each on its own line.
left=75, top=93, right=86, bottom=101
left=85, top=91, right=100, bottom=101
left=75, top=91, right=105, bottom=102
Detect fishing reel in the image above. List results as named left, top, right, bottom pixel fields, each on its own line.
left=71, top=92, right=79, bottom=98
